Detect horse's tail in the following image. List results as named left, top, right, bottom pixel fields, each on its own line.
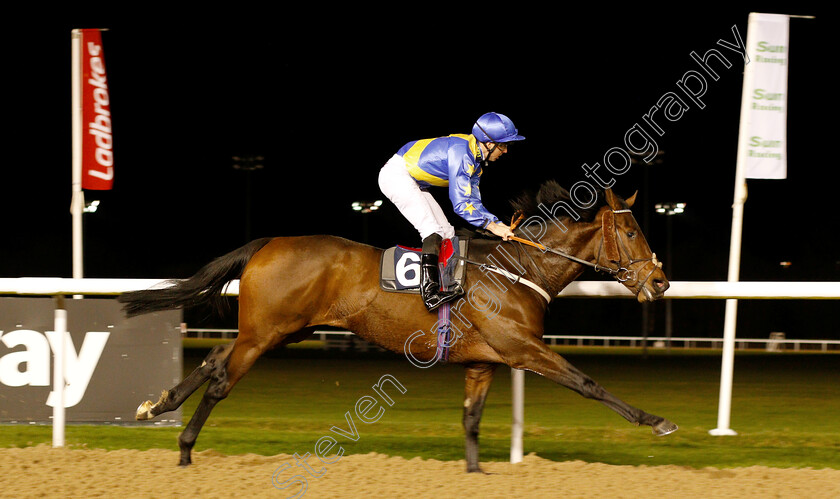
left=118, top=237, right=274, bottom=318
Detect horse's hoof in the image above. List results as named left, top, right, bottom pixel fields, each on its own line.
left=652, top=418, right=678, bottom=436
left=135, top=400, right=154, bottom=420
left=178, top=451, right=192, bottom=466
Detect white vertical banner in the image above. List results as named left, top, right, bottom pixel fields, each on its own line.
left=712, top=12, right=795, bottom=437
left=739, top=13, right=790, bottom=179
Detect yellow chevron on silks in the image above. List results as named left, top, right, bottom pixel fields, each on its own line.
left=406, top=164, right=449, bottom=186
left=403, top=138, right=449, bottom=186
left=394, top=132, right=497, bottom=227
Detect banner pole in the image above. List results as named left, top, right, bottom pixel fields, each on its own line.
left=71, top=29, right=84, bottom=286
left=709, top=12, right=757, bottom=437
left=710, top=12, right=811, bottom=435
left=711, top=71, right=750, bottom=436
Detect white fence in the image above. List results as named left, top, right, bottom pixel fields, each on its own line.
left=2, top=277, right=840, bottom=299
left=183, top=329, right=840, bottom=352
left=2, top=277, right=839, bottom=456
left=541, top=334, right=840, bottom=351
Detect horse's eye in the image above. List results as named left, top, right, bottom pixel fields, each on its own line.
left=627, top=231, right=637, bottom=239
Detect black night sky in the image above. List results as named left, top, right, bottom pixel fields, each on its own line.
left=3, top=7, right=835, bottom=339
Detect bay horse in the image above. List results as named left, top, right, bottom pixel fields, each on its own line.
left=118, top=181, right=677, bottom=471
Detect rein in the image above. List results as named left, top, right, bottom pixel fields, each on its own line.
left=509, top=209, right=657, bottom=283
left=460, top=208, right=663, bottom=303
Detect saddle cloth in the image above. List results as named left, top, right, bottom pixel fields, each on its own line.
left=379, top=238, right=468, bottom=294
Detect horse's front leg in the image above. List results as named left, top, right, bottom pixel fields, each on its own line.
left=463, top=363, right=498, bottom=473
left=488, top=331, right=677, bottom=435
left=556, top=354, right=678, bottom=435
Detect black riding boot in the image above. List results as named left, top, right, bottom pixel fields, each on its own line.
left=420, top=234, right=463, bottom=311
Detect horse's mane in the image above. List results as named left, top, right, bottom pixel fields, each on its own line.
left=509, top=180, right=608, bottom=223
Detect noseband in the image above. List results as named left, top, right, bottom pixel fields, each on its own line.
left=509, top=208, right=662, bottom=294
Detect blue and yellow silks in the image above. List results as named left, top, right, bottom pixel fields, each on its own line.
left=396, top=134, right=499, bottom=228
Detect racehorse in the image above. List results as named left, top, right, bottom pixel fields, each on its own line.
left=118, top=181, right=677, bottom=471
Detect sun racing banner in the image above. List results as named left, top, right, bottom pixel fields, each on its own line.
left=79, top=29, right=114, bottom=190
left=737, top=13, right=790, bottom=179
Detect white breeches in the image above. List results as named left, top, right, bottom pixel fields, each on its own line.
left=378, top=154, right=455, bottom=241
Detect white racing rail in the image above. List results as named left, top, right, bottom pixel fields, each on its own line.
left=2, top=278, right=839, bottom=458
left=3, top=278, right=840, bottom=299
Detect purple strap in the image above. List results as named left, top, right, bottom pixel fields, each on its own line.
left=435, top=301, right=451, bottom=363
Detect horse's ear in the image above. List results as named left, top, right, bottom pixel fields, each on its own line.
left=626, top=191, right=638, bottom=207
left=604, top=189, right=620, bottom=210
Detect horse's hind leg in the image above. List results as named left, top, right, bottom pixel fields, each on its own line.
left=132, top=335, right=267, bottom=466
left=463, top=363, right=497, bottom=473
left=135, top=342, right=235, bottom=421
left=175, top=328, right=288, bottom=466
left=176, top=348, right=236, bottom=466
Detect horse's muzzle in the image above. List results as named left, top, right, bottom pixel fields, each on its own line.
left=638, top=275, right=669, bottom=303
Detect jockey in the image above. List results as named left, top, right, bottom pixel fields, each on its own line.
left=378, top=112, right=525, bottom=311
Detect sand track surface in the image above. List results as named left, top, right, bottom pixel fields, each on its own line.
left=1, top=446, right=838, bottom=498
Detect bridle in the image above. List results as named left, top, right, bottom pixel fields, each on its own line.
left=593, top=209, right=663, bottom=292
left=508, top=208, right=663, bottom=296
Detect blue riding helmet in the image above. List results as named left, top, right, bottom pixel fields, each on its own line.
left=472, top=112, right=526, bottom=143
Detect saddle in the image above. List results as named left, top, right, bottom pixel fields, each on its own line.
left=380, top=237, right=469, bottom=294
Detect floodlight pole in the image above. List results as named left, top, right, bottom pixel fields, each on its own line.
left=350, top=200, right=383, bottom=244
left=232, top=155, right=265, bottom=243
left=654, top=202, right=685, bottom=352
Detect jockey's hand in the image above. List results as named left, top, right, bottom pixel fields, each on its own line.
left=486, top=221, right=515, bottom=241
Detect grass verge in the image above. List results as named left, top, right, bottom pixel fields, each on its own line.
left=2, top=346, right=838, bottom=469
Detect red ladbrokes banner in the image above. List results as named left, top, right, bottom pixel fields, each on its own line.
left=80, top=29, right=114, bottom=190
